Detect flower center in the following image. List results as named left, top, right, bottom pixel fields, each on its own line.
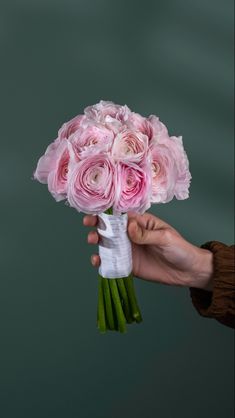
left=152, top=162, right=160, bottom=177
left=124, top=143, right=132, bottom=155
left=90, top=137, right=98, bottom=145
left=61, top=163, right=68, bottom=180
left=90, top=169, right=101, bottom=184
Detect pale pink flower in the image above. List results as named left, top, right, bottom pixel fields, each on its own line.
left=47, top=143, right=70, bottom=201
left=34, top=139, right=70, bottom=201
left=147, top=115, right=169, bottom=142
left=150, top=136, right=191, bottom=203
left=84, top=100, right=131, bottom=124
left=58, top=114, right=87, bottom=140
left=167, top=136, right=192, bottom=200
left=126, top=112, right=169, bottom=142
left=70, top=125, right=114, bottom=159
left=34, top=138, right=61, bottom=184
left=67, top=154, right=116, bottom=214
left=126, top=112, right=154, bottom=140
left=114, top=159, right=152, bottom=214
left=111, top=128, right=148, bottom=163
left=150, top=142, right=177, bottom=203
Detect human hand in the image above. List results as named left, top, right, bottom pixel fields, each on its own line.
left=83, top=211, right=213, bottom=291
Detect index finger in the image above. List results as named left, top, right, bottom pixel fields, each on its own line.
left=83, top=215, right=98, bottom=227
left=127, top=211, right=169, bottom=230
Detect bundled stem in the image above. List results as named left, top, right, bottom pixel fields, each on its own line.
left=97, top=273, right=142, bottom=333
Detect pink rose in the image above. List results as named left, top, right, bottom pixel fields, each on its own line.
left=70, top=125, right=114, bottom=159
left=111, top=128, right=148, bottom=163
left=34, top=139, right=70, bottom=201
left=114, top=159, right=151, bottom=214
left=150, top=136, right=191, bottom=203
left=84, top=100, right=131, bottom=124
left=67, top=154, right=116, bottom=214
left=58, top=114, right=87, bottom=140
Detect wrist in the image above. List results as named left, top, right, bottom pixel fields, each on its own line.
left=188, top=247, right=214, bottom=291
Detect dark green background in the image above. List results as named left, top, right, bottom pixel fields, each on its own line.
left=0, top=1, right=234, bottom=417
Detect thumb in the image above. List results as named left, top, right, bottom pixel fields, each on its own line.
left=128, top=219, right=163, bottom=245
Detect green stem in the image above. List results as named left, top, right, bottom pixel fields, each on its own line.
left=124, top=275, right=142, bottom=323
left=104, top=208, right=113, bottom=215
left=98, top=276, right=106, bottom=333
left=102, top=276, right=115, bottom=330
left=116, top=278, right=133, bottom=323
left=109, top=279, right=126, bottom=333
left=109, top=281, right=119, bottom=331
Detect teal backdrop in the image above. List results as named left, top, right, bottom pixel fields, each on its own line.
left=0, top=1, right=234, bottom=417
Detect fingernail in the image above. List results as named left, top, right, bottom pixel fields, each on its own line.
left=91, top=256, right=96, bottom=266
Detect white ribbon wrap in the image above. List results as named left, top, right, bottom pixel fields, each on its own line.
left=97, top=213, right=132, bottom=279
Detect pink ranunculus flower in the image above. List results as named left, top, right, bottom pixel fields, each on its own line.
left=84, top=100, right=131, bottom=124
left=148, top=115, right=169, bottom=142
left=150, top=141, right=178, bottom=203
left=150, top=136, right=191, bottom=203
left=114, top=159, right=152, bottom=214
left=166, top=136, right=192, bottom=200
left=58, top=114, right=87, bottom=140
left=126, top=112, right=154, bottom=140
left=34, top=139, right=70, bottom=201
left=33, top=138, right=61, bottom=184
left=126, top=112, right=169, bottom=142
left=111, top=128, right=149, bottom=163
left=47, top=141, right=70, bottom=201
left=70, top=125, right=114, bottom=159
left=67, top=154, right=116, bottom=214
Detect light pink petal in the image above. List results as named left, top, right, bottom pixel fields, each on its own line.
left=33, top=139, right=61, bottom=184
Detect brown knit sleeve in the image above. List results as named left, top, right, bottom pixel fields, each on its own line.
left=190, top=241, right=235, bottom=328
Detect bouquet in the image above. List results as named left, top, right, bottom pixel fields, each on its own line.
left=33, top=100, right=191, bottom=333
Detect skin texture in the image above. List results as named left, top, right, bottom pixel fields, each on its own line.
left=83, top=211, right=214, bottom=291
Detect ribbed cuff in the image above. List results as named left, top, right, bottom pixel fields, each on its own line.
left=190, top=241, right=235, bottom=328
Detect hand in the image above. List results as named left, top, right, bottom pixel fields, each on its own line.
left=83, top=211, right=213, bottom=291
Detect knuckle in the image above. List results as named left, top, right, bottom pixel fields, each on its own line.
left=161, top=228, right=173, bottom=243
